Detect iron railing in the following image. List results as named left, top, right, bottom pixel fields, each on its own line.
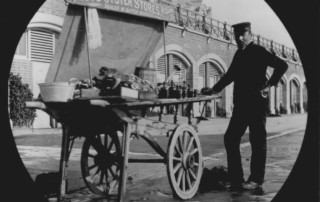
left=157, top=0, right=301, bottom=64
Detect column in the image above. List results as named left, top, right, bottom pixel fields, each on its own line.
left=286, top=81, right=291, bottom=114
left=269, top=87, right=275, bottom=114
left=274, top=85, right=279, bottom=114
left=299, top=85, right=304, bottom=113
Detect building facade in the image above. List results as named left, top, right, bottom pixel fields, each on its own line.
left=11, top=0, right=307, bottom=128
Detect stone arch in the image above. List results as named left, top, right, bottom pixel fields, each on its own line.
left=288, top=73, right=302, bottom=113
left=196, top=53, right=228, bottom=74
left=28, top=12, right=63, bottom=33
left=288, top=73, right=302, bottom=86
left=152, top=43, right=195, bottom=70
left=278, top=75, right=288, bottom=114
left=152, top=44, right=195, bottom=85
left=196, top=54, right=228, bottom=118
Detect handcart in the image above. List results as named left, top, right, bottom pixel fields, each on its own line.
left=26, top=95, right=220, bottom=201
left=25, top=0, right=222, bottom=200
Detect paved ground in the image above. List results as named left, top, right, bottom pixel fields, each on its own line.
left=12, top=113, right=307, bottom=202
left=123, top=130, right=305, bottom=202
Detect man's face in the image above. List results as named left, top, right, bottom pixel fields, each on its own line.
left=234, top=30, right=251, bottom=49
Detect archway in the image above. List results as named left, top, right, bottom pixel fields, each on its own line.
left=156, top=53, right=190, bottom=85
left=278, top=78, right=288, bottom=114
left=196, top=53, right=228, bottom=117
left=198, top=61, right=224, bottom=117
left=290, top=79, right=300, bottom=113
left=303, top=82, right=307, bottom=112
left=156, top=52, right=191, bottom=116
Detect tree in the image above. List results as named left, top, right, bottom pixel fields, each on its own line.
left=9, top=72, right=36, bottom=128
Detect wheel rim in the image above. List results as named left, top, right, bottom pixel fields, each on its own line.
left=167, top=124, right=203, bottom=200
left=81, top=130, right=121, bottom=196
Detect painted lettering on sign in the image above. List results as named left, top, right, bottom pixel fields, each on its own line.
left=68, top=0, right=175, bottom=22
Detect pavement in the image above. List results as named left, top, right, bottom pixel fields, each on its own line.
left=12, top=113, right=307, bottom=202
left=12, top=113, right=307, bottom=137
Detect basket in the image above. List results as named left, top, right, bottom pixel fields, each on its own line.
left=38, top=82, right=76, bottom=102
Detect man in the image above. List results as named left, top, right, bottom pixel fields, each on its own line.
left=203, top=22, right=288, bottom=190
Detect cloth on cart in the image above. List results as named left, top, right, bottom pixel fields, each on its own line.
left=46, top=4, right=166, bottom=83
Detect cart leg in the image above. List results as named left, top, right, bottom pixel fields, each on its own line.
left=174, top=104, right=178, bottom=124
left=187, top=103, right=192, bottom=125
left=57, top=124, right=70, bottom=202
left=117, top=122, right=131, bottom=202
left=159, top=106, right=164, bottom=122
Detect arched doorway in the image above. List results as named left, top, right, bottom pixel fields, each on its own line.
left=198, top=61, right=223, bottom=117
left=290, top=79, right=300, bottom=113
left=278, top=79, right=287, bottom=114
left=156, top=54, right=188, bottom=84
left=303, top=82, right=307, bottom=112
left=156, top=53, right=190, bottom=115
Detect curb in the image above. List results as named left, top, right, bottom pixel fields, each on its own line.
left=128, top=128, right=305, bottom=185
left=12, top=128, right=62, bottom=137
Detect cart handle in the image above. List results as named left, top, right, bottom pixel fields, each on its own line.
left=88, top=99, right=111, bottom=107
left=25, top=101, right=46, bottom=110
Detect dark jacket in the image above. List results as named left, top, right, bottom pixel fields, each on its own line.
left=212, top=42, right=288, bottom=107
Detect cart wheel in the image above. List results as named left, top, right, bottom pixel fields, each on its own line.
left=167, top=124, right=203, bottom=200
left=81, top=129, right=121, bottom=196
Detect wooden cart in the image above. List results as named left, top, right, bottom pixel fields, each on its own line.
left=26, top=95, right=220, bottom=201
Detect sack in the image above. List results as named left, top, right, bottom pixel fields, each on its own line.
left=35, top=172, right=66, bottom=197
left=199, top=166, right=229, bottom=192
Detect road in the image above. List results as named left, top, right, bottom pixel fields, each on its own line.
left=13, top=113, right=307, bottom=201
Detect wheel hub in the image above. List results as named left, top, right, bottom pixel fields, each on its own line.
left=188, top=155, right=195, bottom=168
left=182, top=152, right=195, bottom=169
left=94, top=153, right=117, bottom=168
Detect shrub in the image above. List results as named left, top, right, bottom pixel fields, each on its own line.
left=9, top=72, right=36, bottom=128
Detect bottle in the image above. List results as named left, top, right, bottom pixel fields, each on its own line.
left=177, top=85, right=182, bottom=99
left=193, top=89, right=198, bottom=97
left=168, top=80, right=175, bottom=98
left=182, top=81, right=187, bottom=98
left=187, top=84, right=193, bottom=98
left=175, top=85, right=180, bottom=99
left=159, top=82, right=168, bottom=98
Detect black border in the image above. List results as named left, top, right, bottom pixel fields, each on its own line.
left=0, top=0, right=318, bottom=201
left=265, top=0, right=319, bottom=201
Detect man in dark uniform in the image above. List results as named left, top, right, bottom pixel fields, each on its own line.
left=203, top=22, right=288, bottom=190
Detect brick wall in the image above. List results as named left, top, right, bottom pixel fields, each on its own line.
left=10, top=59, right=33, bottom=91
left=154, top=25, right=238, bottom=115
left=155, top=26, right=236, bottom=65
left=38, top=0, right=67, bottom=18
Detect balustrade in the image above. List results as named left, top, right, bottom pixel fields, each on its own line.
left=155, top=0, right=300, bottom=64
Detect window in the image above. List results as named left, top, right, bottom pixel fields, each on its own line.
left=29, top=29, right=54, bottom=63
left=198, top=63, right=205, bottom=90
left=172, top=55, right=186, bottom=82
left=199, top=61, right=220, bottom=88
left=15, top=31, right=28, bottom=57
left=14, top=29, right=60, bottom=62
left=156, top=55, right=167, bottom=83
left=156, top=54, right=187, bottom=84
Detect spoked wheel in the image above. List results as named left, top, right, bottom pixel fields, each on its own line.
left=81, top=129, right=122, bottom=196
left=167, top=124, right=203, bottom=200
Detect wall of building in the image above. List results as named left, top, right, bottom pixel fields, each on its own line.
left=38, top=0, right=67, bottom=18
left=11, top=59, right=33, bottom=90
left=10, top=0, right=307, bottom=128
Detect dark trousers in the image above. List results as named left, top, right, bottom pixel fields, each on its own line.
left=224, top=103, right=267, bottom=185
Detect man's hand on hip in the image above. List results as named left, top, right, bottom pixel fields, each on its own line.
left=260, top=85, right=271, bottom=98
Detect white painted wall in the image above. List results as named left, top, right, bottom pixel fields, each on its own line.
left=32, top=62, right=51, bottom=128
